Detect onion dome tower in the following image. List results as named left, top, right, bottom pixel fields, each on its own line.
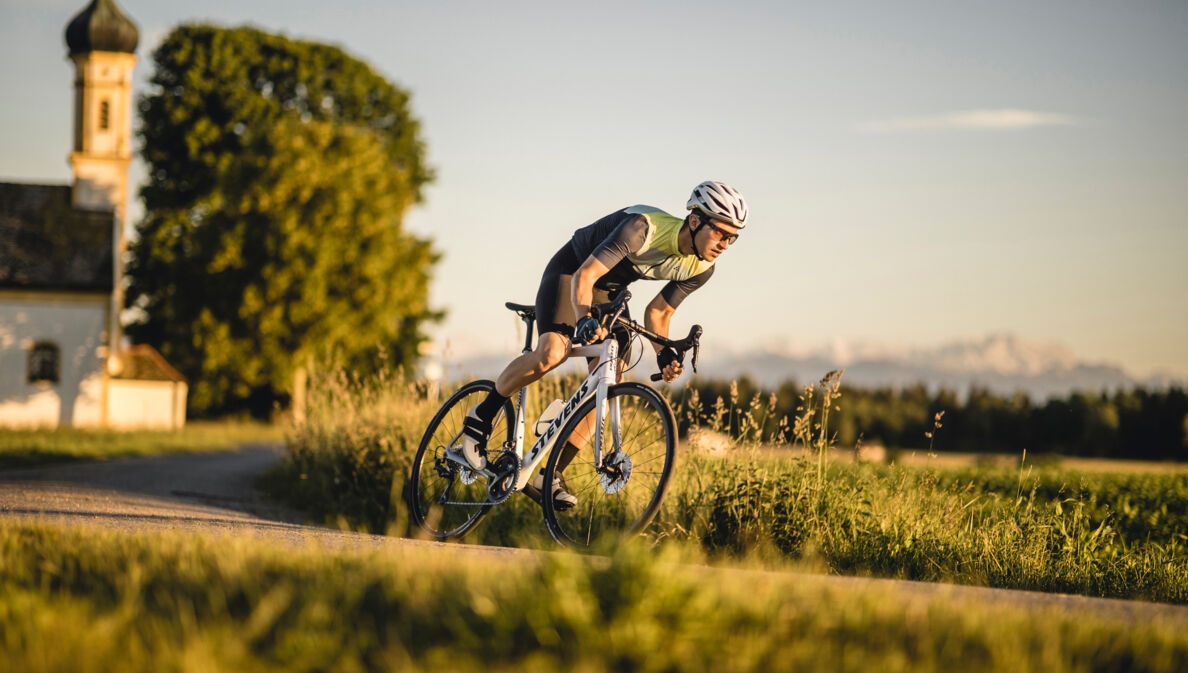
left=64, top=0, right=139, bottom=368
left=64, top=0, right=138, bottom=216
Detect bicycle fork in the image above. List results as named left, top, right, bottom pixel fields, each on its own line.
left=592, top=338, right=619, bottom=469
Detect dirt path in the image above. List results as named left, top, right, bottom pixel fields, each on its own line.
left=2, top=446, right=1185, bottom=623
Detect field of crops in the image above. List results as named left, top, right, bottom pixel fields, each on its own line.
left=4, top=521, right=1186, bottom=673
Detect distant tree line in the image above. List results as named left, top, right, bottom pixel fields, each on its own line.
left=679, top=377, right=1188, bottom=460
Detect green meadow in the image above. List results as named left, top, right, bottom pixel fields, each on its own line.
left=0, top=420, right=283, bottom=469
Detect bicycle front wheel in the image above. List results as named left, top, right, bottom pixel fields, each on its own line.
left=541, top=382, right=676, bottom=550
left=407, top=380, right=514, bottom=540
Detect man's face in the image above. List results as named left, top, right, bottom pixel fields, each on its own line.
left=694, top=214, right=741, bottom=261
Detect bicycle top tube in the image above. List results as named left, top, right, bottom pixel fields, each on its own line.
left=504, top=289, right=700, bottom=355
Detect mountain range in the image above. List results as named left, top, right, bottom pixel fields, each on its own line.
left=440, top=332, right=1180, bottom=400
left=693, top=332, right=1179, bottom=399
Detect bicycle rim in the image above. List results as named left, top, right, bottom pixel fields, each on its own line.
left=542, top=382, right=676, bottom=549
left=408, top=380, right=514, bottom=540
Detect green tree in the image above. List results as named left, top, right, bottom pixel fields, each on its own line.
left=127, top=25, right=437, bottom=415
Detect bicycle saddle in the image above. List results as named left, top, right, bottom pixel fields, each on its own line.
left=505, top=302, right=535, bottom=319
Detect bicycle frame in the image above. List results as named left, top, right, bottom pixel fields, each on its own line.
left=441, top=320, right=625, bottom=497
left=510, top=336, right=619, bottom=492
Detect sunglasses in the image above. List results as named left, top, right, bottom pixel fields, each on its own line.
left=702, top=219, right=740, bottom=244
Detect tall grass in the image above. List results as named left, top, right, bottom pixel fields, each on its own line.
left=268, top=367, right=1188, bottom=603
left=4, top=520, right=1187, bottom=673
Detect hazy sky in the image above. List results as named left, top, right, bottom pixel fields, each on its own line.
left=2, top=0, right=1186, bottom=378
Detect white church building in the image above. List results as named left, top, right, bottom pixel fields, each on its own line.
left=0, top=0, right=186, bottom=429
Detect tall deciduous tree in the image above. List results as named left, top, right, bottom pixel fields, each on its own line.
left=128, top=25, right=438, bottom=415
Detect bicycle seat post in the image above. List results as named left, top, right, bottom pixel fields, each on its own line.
left=520, top=313, right=535, bottom=354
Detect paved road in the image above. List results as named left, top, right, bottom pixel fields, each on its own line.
left=0, top=444, right=533, bottom=559
left=2, top=446, right=1186, bottom=623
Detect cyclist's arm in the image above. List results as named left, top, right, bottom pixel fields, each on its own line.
left=572, top=256, right=610, bottom=321
left=573, top=216, right=649, bottom=326
left=645, top=294, right=684, bottom=381
left=644, top=294, right=676, bottom=354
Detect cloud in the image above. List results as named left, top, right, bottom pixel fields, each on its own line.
left=858, top=109, right=1080, bottom=133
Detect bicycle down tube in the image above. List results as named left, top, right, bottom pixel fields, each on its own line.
left=511, top=337, right=617, bottom=492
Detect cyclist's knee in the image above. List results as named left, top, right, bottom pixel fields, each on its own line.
left=537, top=333, right=570, bottom=371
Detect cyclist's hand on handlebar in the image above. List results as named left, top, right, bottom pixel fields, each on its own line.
left=574, top=316, right=608, bottom=345
left=661, top=360, right=683, bottom=382
left=656, top=346, right=683, bottom=382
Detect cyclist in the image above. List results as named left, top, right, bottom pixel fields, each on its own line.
left=461, top=180, right=749, bottom=507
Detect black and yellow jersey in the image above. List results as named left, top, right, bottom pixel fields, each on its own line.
left=568, top=205, right=715, bottom=308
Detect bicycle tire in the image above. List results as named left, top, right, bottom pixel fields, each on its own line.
left=541, top=382, right=677, bottom=550
left=407, top=379, right=515, bottom=541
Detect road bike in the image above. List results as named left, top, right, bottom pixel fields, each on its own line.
left=406, top=290, right=701, bottom=550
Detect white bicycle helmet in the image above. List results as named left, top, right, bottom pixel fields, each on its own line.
left=686, top=180, right=748, bottom=228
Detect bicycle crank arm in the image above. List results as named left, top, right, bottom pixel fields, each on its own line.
left=441, top=448, right=504, bottom=480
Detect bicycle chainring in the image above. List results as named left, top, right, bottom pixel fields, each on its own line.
left=485, top=451, right=521, bottom=505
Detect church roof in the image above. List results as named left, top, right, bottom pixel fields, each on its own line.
left=114, top=345, right=187, bottom=382
left=65, top=0, right=139, bottom=56
left=0, top=182, right=114, bottom=292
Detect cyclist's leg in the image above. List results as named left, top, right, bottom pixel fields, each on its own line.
left=492, top=331, right=572, bottom=396
left=462, top=331, right=569, bottom=469
left=468, top=243, right=579, bottom=442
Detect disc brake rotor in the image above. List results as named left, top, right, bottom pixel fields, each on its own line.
left=599, top=451, right=632, bottom=494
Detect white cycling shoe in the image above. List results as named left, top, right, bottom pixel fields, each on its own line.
left=459, top=405, right=490, bottom=471
left=531, top=473, right=578, bottom=510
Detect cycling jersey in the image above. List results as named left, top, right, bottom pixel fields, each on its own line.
left=534, top=205, right=714, bottom=339
left=568, top=205, right=716, bottom=308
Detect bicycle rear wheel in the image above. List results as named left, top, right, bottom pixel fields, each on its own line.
left=407, top=380, right=515, bottom=540
left=541, top=382, right=676, bottom=550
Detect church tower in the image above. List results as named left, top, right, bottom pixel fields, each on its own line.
left=64, top=0, right=138, bottom=363
left=65, top=0, right=138, bottom=218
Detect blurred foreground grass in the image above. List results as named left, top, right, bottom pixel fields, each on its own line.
left=0, top=420, right=283, bottom=469
left=3, top=519, right=1186, bottom=673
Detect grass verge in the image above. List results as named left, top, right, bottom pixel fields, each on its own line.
left=3, top=519, right=1187, bottom=673
left=0, top=420, right=283, bottom=469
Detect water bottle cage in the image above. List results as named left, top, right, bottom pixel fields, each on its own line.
left=534, top=399, right=565, bottom=437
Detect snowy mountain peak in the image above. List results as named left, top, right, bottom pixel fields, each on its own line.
left=927, top=332, right=1079, bottom=376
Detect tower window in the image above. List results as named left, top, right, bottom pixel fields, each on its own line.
left=99, top=100, right=110, bottom=130
left=28, top=342, right=61, bottom=384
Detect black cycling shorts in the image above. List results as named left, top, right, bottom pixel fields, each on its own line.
left=534, top=244, right=633, bottom=362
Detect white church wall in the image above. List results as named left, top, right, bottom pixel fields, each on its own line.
left=108, top=379, right=187, bottom=430
left=0, top=293, right=108, bottom=428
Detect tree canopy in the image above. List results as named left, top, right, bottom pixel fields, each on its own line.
left=127, top=25, right=438, bottom=415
